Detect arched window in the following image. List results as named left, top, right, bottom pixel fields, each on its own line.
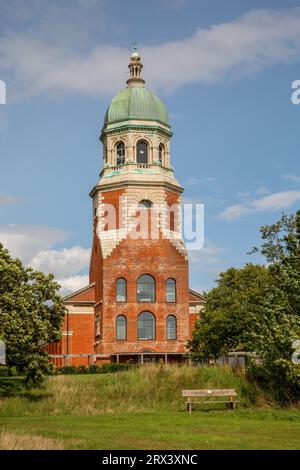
left=138, top=312, right=155, bottom=340
left=116, top=278, right=126, bottom=302
left=116, top=315, right=127, bottom=340
left=158, top=143, right=164, bottom=164
left=136, top=140, right=148, bottom=164
left=137, top=274, right=155, bottom=302
left=166, top=315, right=177, bottom=340
left=168, top=204, right=176, bottom=231
left=116, top=141, right=125, bottom=165
left=138, top=200, right=152, bottom=209
left=166, top=278, right=176, bottom=302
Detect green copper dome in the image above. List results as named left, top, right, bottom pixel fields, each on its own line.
left=104, top=86, right=169, bottom=127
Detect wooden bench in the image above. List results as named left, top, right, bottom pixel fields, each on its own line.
left=182, top=389, right=238, bottom=412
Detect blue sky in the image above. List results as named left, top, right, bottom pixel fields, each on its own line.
left=0, top=0, right=300, bottom=293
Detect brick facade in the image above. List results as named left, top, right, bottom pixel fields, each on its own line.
left=47, top=51, right=205, bottom=366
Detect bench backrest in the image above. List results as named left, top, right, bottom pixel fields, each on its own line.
left=182, top=389, right=237, bottom=397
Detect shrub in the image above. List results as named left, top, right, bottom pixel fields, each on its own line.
left=56, top=363, right=135, bottom=375
left=100, top=363, right=134, bottom=374
left=86, top=364, right=101, bottom=374
left=0, top=366, right=10, bottom=377
left=0, top=378, right=25, bottom=395
left=0, top=366, right=18, bottom=377
left=247, top=359, right=300, bottom=405
left=58, top=366, right=78, bottom=375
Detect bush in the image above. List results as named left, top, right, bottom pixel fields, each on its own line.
left=56, top=363, right=135, bottom=375
left=86, top=364, right=101, bottom=374
left=0, top=377, right=25, bottom=395
left=0, top=366, right=10, bottom=377
left=247, top=359, right=300, bottom=405
left=0, top=366, right=18, bottom=377
left=100, top=363, right=134, bottom=374
left=58, top=366, right=78, bottom=375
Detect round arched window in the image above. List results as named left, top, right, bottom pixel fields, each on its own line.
left=166, top=315, right=176, bottom=340
left=138, top=200, right=152, bottom=209
left=116, top=278, right=126, bottom=302
left=159, top=144, right=164, bottom=164
left=138, top=312, right=155, bottom=340
left=137, top=274, right=155, bottom=302
left=116, top=315, right=127, bottom=340
left=116, top=142, right=125, bottom=165
left=136, top=140, right=148, bottom=164
left=166, top=278, right=176, bottom=302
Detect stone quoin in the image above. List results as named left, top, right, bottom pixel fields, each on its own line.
left=47, top=48, right=205, bottom=366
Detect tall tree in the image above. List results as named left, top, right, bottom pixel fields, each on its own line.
left=0, top=244, right=65, bottom=383
left=187, top=264, right=274, bottom=360
left=187, top=210, right=300, bottom=402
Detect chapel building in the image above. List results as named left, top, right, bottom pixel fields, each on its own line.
left=48, top=50, right=205, bottom=366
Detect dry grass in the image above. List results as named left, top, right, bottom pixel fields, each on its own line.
left=0, top=429, right=63, bottom=450
left=0, top=365, right=298, bottom=450
left=0, top=364, right=259, bottom=416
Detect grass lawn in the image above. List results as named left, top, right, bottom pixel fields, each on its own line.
left=0, top=365, right=300, bottom=450
left=1, top=410, right=300, bottom=450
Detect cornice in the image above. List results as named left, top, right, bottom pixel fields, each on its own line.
left=89, top=179, right=184, bottom=198
left=100, top=122, right=173, bottom=141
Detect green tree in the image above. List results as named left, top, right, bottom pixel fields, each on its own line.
left=187, top=264, right=275, bottom=360
left=0, top=244, right=65, bottom=384
left=188, top=211, right=300, bottom=403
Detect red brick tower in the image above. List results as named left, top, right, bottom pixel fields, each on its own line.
left=89, top=49, right=190, bottom=364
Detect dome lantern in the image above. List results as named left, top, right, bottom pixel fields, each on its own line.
left=102, top=49, right=170, bottom=129
left=126, top=45, right=145, bottom=87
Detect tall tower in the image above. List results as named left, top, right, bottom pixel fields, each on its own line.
left=89, top=50, right=190, bottom=363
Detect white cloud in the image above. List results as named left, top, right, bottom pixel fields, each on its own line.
left=220, top=203, right=252, bottom=220
left=30, top=246, right=90, bottom=278
left=0, top=0, right=106, bottom=47
left=282, top=174, right=300, bottom=183
left=0, top=224, right=70, bottom=263
left=220, top=190, right=300, bottom=221
left=0, top=224, right=90, bottom=294
left=2, top=8, right=300, bottom=100
left=58, top=274, right=89, bottom=296
left=0, top=195, right=24, bottom=205
left=256, top=186, right=270, bottom=196
left=252, top=191, right=300, bottom=211
left=188, top=239, right=224, bottom=273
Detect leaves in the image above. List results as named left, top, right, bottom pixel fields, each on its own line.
left=187, top=211, right=300, bottom=402
left=0, top=244, right=65, bottom=384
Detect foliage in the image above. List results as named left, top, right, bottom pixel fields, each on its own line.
left=249, top=212, right=297, bottom=263
left=0, top=366, right=18, bottom=377
left=188, top=211, right=300, bottom=403
left=187, top=264, right=273, bottom=359
left=0, top=377, right=25, bottom=396
left=247, top=358, right=300, bottom=405
left=0, top=244, right=65, bottom=384
left=56, top=363, right=135, bottom=375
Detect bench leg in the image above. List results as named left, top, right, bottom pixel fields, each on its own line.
left=229, top=401, right=235, bottom=410
left=187, top=402, right=193, bottom=413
